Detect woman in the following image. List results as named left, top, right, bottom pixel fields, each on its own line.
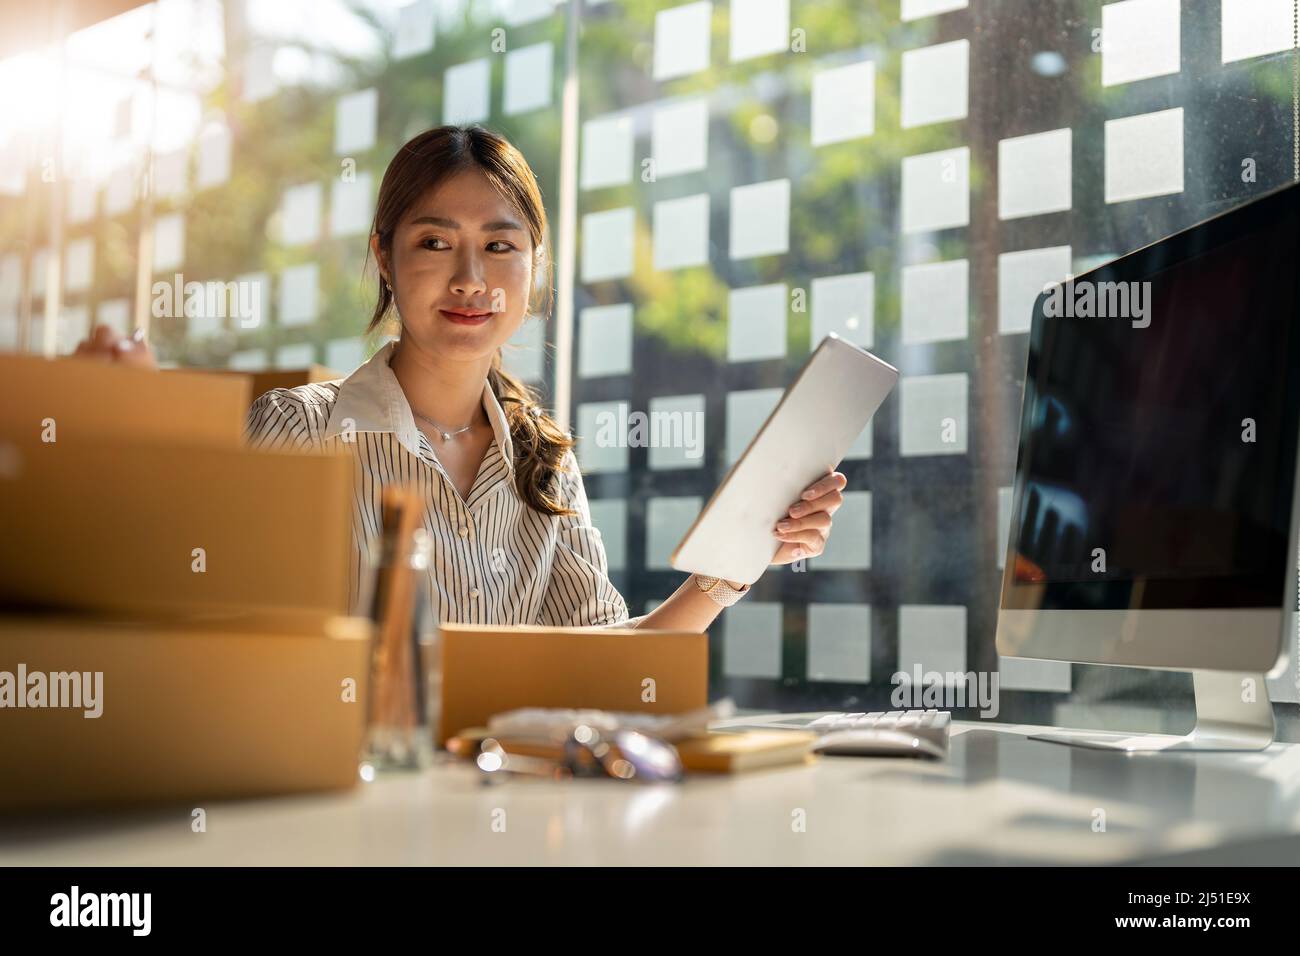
left=75, top=125, right=847, bottom=632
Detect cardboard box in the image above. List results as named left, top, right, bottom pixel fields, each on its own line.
left=438, top=624, right=709, bottom=745
left=0, top=612, right=371, bottom=811
left=0, top=433, right=356, bottom=619
left=0, top=351, right=250, bottom=448
left=198, top=366, right=342, bottom=408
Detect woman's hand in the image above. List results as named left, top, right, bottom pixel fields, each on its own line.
left=72, top=323, right=159, bottom=370
left=770, top=469, right=848, bottom=565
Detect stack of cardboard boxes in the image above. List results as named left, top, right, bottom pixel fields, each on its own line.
left=0, top=354, right=370, bottom=811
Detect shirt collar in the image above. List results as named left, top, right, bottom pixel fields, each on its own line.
left=323, top=340, right=515, bottom=471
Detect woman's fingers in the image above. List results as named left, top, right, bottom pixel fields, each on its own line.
left=768, top=471, right=848, bottom=564
left=772, top=529, right=826, bottom=559
left=786, top=488, right=844, bottom=520
left=799, top=470, right=847, bottom=501
left=774, top=510, right=831, bottom=535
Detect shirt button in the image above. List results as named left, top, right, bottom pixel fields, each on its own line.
left=469, top=588, right=481, bottom=599
left=458, top=525, right=469, bottom=538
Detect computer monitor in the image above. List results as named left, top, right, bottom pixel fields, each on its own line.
left=996, top=181, right=1300, bottom=752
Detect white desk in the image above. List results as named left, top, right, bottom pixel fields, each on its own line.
left=6, top=718, right=1300, bottom=865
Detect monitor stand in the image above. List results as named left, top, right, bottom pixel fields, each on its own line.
left=1028, top=670, right=1276, bottom=753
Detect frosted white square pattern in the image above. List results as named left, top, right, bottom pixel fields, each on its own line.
left=96, top=299, right=130, bottom=336
left=1222, top=0, right=1295, bottom=63
left=729, top=179, right=790, bottom=259
left=243, top=46, right=276, bottom=102
left=278, top=263, right=319, bottom=327
left=901, top=147, right=969, bottom=233
left=901, top=259, right=968, bottom=345
left=393, top=1, right=435, bottom=60
left=152, top=213, right=185, bottom=272
left=900, top=373, right=968, bottom=456
left=807, top=604, right=871, bottom=683
left=723, top=603, right=783, bottom=679
left=811, top=60, right=875, bottom=147
left=443, top=59, right=490, bottom=125
left=187, top=283, right=226, bottom=338
left=581, top=207, right=635, bottom=282
left=1102, top=0, right=1181, bottom=87
left=503, top=0, right=554, bottom=27
left=504, top=42, right=553, bottom=115
left=901, top=39, right=968, bottom=128
left=815, top=490, right=871, bottom=569
left=334, top=88, right=377, bottom=155
left=330, top=172, right=373, bottom=237
left=653, top=194, right=710, bottom=270
left=30, top=248, right=47, bottom=298
left=727, top=283, right=787, bottom=362
left=280, top=182, right=322, bottom=245
left=503, top=318, right=544, bottom=383
left=229, top=349, right=266, bottom=371
left=998, top=128, right=1072, bottom=220
left=811, top=272, right=873, bottom=349
left=67, top=179, right=97, bottom=224
left=653, top=2, right=712, bottom=81
left=576, top=401, right=630, bottom=473
left=726, top=388, right=782, bottom=465
left=587, top=499, right=627, bottom=571
left=730, top=0, right=789, bottom=62
left=898, top=605, right=967, bottom=677
left=152, top=151, right=187, bottom=200
left=325, top=337, right=366, bottom=375
left=645, top=496, right=702, bottom=568
left=105, top=165, right=137, bottom=216
left=582, top=115, right=633, bottom=190
left=579, top=303, right=634, bottom=378
left=64, top=239, right=94, bottom=293
left=901, top=0, right=967, bottom=19
left=652, top=98, right=709, bottom=177
left=235, top=272, right=269, bottom=330
left=276, top=342, right=315, bottom=368
left=0, top=256, right=20, bottom=307
left=998, top=245, right=1072, bottom=335
left=1105, top=107, right=1184, bottom=203
left=648, top=394, right=706, bottom=470
left=197, top=123, right=231, bottom=189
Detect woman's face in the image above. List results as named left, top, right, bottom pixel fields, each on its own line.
left=376, top=167, right=535, bottom=364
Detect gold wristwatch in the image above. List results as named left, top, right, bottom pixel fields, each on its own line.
left=694, top=574, right=751, bottom=608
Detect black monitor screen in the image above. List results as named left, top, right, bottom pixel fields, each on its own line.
left=1004, top=185, right=1300, bottom=611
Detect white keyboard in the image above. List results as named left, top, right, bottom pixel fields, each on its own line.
left=804, top=710, right=951, bottom=750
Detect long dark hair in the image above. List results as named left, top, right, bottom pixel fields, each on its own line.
left=366, top=125, right=574, bottom=517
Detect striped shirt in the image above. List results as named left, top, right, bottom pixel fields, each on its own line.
left=243, top=340, right=641, bottom=630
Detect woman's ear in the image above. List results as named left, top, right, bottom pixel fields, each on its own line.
left=369, top=233, right=389, bottom=287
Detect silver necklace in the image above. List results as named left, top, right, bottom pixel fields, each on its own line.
left=412, top=409, right=474, bottom=442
